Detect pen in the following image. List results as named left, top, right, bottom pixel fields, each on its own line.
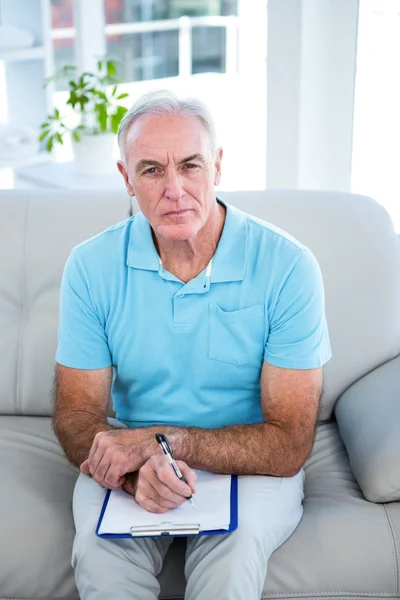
left=155, top=433, right=195, bottom=509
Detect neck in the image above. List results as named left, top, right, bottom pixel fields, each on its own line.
left=152, top=201, right=226, bottom=283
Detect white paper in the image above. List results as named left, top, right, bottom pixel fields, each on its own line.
left=98, top=471, right=232, bottom=535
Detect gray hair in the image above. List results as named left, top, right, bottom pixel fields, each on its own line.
left=117, top=89, right=217, bottom=162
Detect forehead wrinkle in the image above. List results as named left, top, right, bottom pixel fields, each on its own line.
left=135, top=152, right=208, bottom=171
left=126, top=115, right=212, bottom=166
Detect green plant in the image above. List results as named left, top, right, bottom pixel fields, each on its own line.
left=39, top=58, right=129, bottom=152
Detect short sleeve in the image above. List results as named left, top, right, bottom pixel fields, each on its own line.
left=55, top=249, right=112, bottom=369
left=264, top=248, right=332, bottom=369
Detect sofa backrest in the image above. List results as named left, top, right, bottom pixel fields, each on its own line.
left=0, top=189, right=399, bottom=420
left=0, top=191, right=131, bottom=417
left=219, top=190, right=400, bottom=419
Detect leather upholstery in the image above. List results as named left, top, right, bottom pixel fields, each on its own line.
left=0, top=189, right=399, bottom=600
left=336, top=355, right=400, bottom=502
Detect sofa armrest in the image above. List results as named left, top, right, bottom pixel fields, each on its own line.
left=335, top=355, right=400, bottom=503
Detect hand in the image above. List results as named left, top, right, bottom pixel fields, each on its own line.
left=125, top=454, right=197, bottom=514
left=80, top=428, right=157, bottom=489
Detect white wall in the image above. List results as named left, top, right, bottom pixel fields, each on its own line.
left=266, top=0, right=359, bottom=192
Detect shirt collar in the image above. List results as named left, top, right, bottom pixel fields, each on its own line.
left=211, top=198, right=246, bottom=283
left=126, top=197, right=247, bottom=283
left=126, top=211, right=160, bottom=271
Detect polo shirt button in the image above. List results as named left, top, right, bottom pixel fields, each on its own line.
left=178, top=293, right=184, bottom=298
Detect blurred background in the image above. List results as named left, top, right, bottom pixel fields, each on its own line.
left=0, top=0, right=399, bottom=232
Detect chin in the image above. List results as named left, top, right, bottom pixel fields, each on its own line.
left=157, top=222, right=201, bottom=241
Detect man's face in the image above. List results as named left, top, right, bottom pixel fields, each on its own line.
left=118, top=113, right=223, bottom=241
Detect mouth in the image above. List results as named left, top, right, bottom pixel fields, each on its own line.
left=164, top=209, right=191, bottom=216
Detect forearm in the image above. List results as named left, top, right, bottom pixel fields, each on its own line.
left=172, top=423, right=309, bottom=477
left=52, top=409, right=116, bottom=468
left=52, top=407, right=177, bottom=472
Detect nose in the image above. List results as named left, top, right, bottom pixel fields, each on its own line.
left=164, top=167, right=184, bottom=201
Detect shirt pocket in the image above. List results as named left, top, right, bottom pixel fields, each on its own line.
left=208, top=304, right=265, bottom=365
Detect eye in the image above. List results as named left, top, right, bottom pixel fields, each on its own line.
left=143, top=167, right=158, bottom=174
left=183, top=163, right=198, bottom=170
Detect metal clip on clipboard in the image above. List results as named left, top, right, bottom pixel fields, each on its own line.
left=130, top=522, right=201, bottom=537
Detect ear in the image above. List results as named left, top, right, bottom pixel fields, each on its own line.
left=117, top=160, right=135, bottom=196
left=214, top=147, right=223, bottom=186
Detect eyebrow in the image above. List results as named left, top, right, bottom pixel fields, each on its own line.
left=135, top=153, right=207, bottom=173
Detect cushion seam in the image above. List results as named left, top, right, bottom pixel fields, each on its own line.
left=384, top=504, right=400, bottom=595
left=260, top=593, right=399, bottom=597
left=16, top=199, right=28, bottom=415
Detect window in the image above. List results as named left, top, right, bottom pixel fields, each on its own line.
left=1, top=0, right=267, bottom=190
left=51, top=0, right=76, bottom=89
left=105, top=1, right=238, bottom=81
left=0, top=61, right=7, bottom=125
left=49, top=0, right=76, bottom=162
left=107, top=30, right=180, bottom=82
left=352, top=0, right=400, bottom=232
left=102, top=0, right=267, bottom=191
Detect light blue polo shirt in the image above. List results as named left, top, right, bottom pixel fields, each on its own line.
left=56, top=199, right=331, bottom=429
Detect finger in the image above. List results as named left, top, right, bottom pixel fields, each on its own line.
left=154, top=460, right=193, bottom=498
left=140, top=458, right=187, bottom=506
left=87, top=432, right=101, bottom=465
left=103, top=463, right=126, bottom=489
left=135, top=492, right=169, bottom=514
left=88, top=446, right=113, bottom=485
left=90, top=454, right=125, bottom=489
left=142, top=472, right=188, bottom=508
left=80, top=459, right=90, bottom=474
left=140, top=458, right=189, bottom=508
left=88, top=446, right=120, bottom=486
left=87, top=445, right=105, bottom=478
left=176, top=462, right=197, bottom=494
left=81, top=459, right=105, bottom=488
left=143, top=482, right=181, bottom=510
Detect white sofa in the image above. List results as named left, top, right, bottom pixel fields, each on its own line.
left=0, top=188, right=399, bottom=600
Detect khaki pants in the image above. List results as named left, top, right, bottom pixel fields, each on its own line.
left=72, top=420, right=304, bottom=600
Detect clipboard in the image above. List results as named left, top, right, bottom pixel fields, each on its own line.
left=96, top=474, right=238, bottom=539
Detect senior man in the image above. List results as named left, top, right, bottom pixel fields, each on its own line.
left=53, top=89, right=332, bottom=600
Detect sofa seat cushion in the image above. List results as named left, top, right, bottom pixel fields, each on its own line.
left=262, top=421, right=400, bottom=599
left=0, top=416, right=79, bottom=600
left=1, top=417, right=399, bottom=600
left=158, top=423, right=400, bottom=600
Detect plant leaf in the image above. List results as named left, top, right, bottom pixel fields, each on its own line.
left=116, top=92, right=129, bottom=100
left=107, top=60, right=117, bottom=79
left=72, top=130, right=81, bottom=142
left=38, top=130, right=49, bottom=142
left=40, top=122, right=50, bottom=129
left=78, top=96, right=90, bottom=111
left=67, top=91, right=80, bottom=108
left=54, top=108, right=60, bottom=120
left=110, top=112, right=119, bottom=134
left=93, top=90, right=107, bottom=101
left=111, top=105, right=128, bottom=133
left=95, top=103, right=108, bottom=131
left=56, top=132, right=64, bottom=145
left=46, top=136, right=54, bottom=152
left=116, top=105, right=128, bottom=118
